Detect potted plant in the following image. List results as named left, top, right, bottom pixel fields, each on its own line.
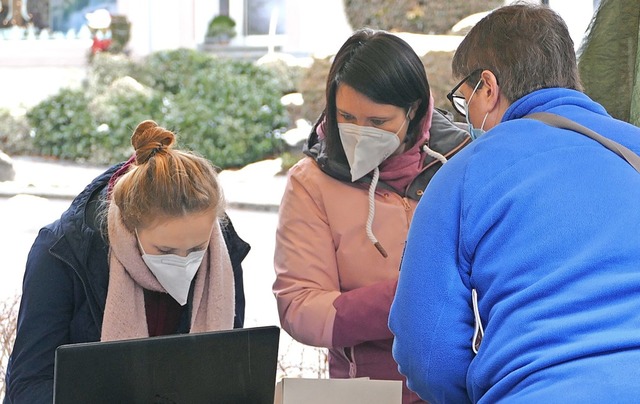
left=205, top=15, right=237, bottom=45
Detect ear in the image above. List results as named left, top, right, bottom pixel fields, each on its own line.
left=479, top=70, right=500, bottom=111
left=408, top=99, right=421, bottom=120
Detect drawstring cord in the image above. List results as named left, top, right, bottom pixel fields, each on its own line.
left=365, top=144, right=446, bottom=259
left=472, top=288, right=484, bottom=354
left=423, top=144, right=448, bottom=164
left=366, top=167, right=388, bottom=258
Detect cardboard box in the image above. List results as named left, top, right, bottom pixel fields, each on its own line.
left=274, top=377, right=402, bottom=404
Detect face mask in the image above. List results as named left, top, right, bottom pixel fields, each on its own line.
left=137, top=233, right=206, bottom=306
left=338, top=113, right=408, bottom=182
left=465, top=79, right=489, bottom=140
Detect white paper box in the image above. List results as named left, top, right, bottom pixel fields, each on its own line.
left=273, top=377, right=402, bottom=404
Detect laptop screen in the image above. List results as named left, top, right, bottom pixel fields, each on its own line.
left=53, top=325, right=280, bottom=404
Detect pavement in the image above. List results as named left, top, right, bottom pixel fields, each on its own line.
left=0, top=155, right=288, bottom=212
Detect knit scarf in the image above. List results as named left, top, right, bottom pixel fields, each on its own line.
left=101, top=203, right=235, bottom=341
left=379, top=95, right=435, bottom=193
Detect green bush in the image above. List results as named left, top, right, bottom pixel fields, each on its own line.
left=27, top=88, right=98, bottom=162
left=256, top=54, right=307, bottom=94
left=279, top=150, right=305, bottom=174
left=26, top=48, right=288, bottom=169
left=26, top=82, right=161, bottom=165
left=0, top=108, right=34, bottom=155
left=205, top=15, right=237, bottom=43
left=88, top=77, right=164, bottom=164
left=86, top=52, right=140, bottom=94
left=109, top=14, right=132, bottom=54
left=134, top=48, right=219, bottom=95
left=163, top=59, right=288, bottom=168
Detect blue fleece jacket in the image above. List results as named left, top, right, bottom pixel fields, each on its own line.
left=389, top=88, right=640, bottom=403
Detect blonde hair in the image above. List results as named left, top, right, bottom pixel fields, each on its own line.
left=111, top=120, right=225, bottom=230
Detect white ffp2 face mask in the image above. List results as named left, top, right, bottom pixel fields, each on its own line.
left=338, top=120, right=405, bottom=182
left=139, top=246, right=206, bottom=306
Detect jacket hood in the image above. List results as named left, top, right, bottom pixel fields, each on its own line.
left=303, top=113, right=352, bottom=183
left=54, top=163, right=125, bottom=279
left=303, top=108, right=471, bottom=198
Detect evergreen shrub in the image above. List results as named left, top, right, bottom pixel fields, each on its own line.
left=25, top=49, right=288, bottom=168
left=137, top=49, right=289, bottom=168
left=0, top=109, right=33, bottom=155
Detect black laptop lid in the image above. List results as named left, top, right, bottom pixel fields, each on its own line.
left=53, top=325, right=280, bottom=404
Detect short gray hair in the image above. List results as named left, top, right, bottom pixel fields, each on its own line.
left=452, top=2, right=582, bottom=104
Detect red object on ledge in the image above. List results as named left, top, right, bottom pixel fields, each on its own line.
left=91, top=38, right=112, bottom=54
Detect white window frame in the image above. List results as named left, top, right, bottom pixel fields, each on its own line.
left=229, top=0, right=286, bottom=48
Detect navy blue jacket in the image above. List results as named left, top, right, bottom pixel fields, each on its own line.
left=4, top=163, right=250, bottom=403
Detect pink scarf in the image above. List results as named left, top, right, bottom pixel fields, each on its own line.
left=379, top=95, right=435, bottom=193
left=101, top=203, right=235, bottom=341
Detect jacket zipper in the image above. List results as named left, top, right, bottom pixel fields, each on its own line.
left=401, top=197, right=411, bottom=211
left=348, top=346, right=357, bottom=378
left=401, top=197, right=413, bottom=228
left=50, top=249, right=98, bottom=324
left=338, top=346, right=357, bottom=378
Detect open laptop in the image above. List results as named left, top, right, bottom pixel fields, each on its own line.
left=53, top=325, right=280, bottom=404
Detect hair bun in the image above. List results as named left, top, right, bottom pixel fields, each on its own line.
left=131, top=120, right=176, bottom=165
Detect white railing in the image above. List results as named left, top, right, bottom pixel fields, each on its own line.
left=0, top=26, right=92, bottom=67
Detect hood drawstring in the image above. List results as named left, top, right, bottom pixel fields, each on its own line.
left=366, top=145, right=446, bottom=259
left=366, top=167, right=388, bottom=258
left=423, top=144, right=448, bottom=165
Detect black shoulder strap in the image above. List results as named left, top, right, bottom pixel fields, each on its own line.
left=525, top=112, right=640, bottom=173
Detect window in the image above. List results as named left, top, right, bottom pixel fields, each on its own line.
left=244, top=0, right=285, bottom=36
left=50, top=0, right=117, bottom=33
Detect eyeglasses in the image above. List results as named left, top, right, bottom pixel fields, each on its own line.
left=446, top=68, right=485, bottom=117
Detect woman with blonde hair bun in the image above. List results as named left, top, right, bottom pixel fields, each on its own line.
left=4, top=120, right=250, bottom=403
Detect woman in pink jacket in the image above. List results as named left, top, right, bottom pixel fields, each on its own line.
left=273, top=28, right=470, bottom=403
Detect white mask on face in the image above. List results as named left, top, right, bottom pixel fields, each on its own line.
left=338, top=114, right=408, bottom=182
left=137, top=232, right=206, bottom=306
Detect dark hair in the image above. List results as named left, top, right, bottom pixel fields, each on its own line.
left=451, top=2, right=582, bottom=104
left=111, top=120, right=225, bottom=231
left=322, top=28, right=431, bottom=162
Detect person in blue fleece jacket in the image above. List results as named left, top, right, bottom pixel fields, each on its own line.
left=389, top=3, right=640, bottom=403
